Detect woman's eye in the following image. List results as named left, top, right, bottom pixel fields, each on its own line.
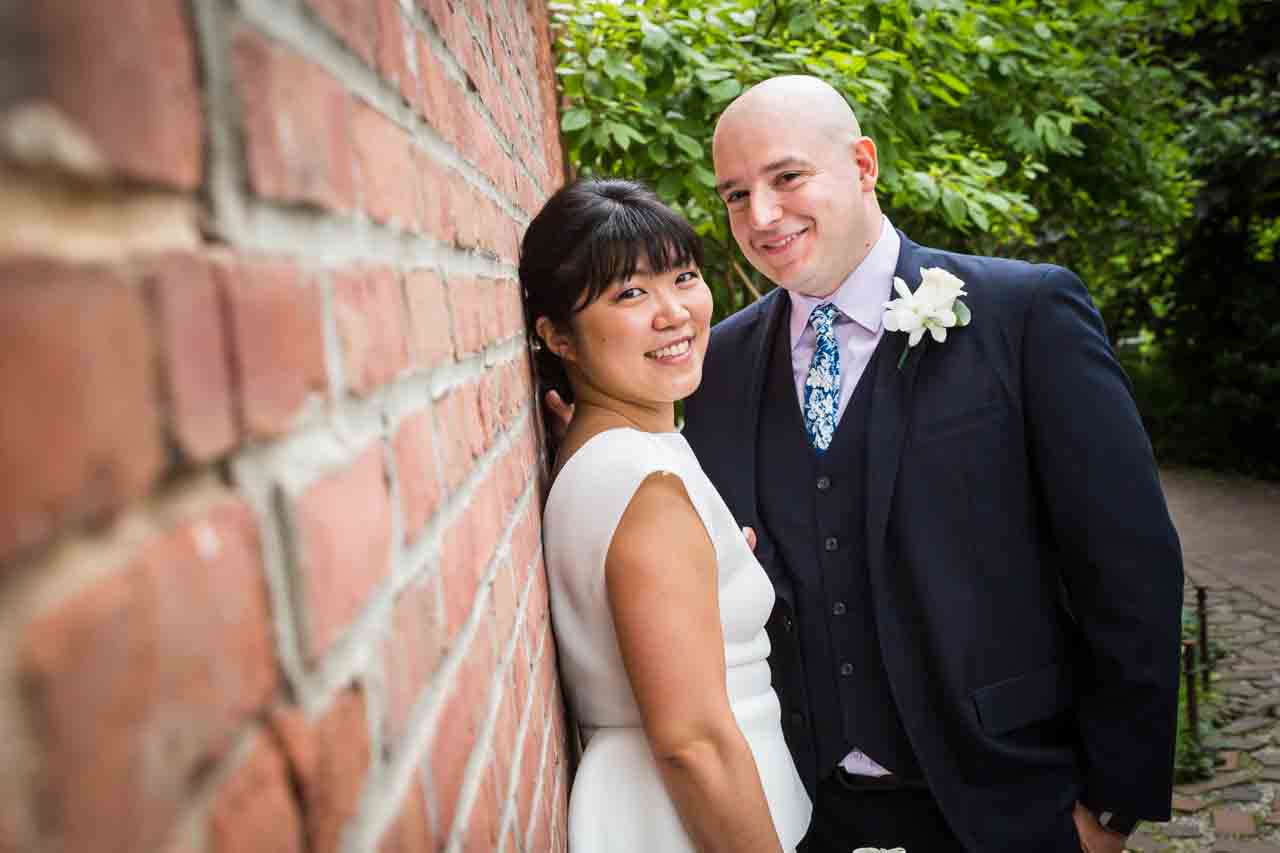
left=725, top=190, right=747, bottom=204
left=675, top=271, right=701, bottom=285
left=617, top=287, right=644, bottom=300
left=778, top=171, right=801, bottom=184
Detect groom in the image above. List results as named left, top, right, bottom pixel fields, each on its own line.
left=679, top=76, right=1184, bottom=851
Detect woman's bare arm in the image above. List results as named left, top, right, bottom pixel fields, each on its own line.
left=606, top=472, right=782, bottom=853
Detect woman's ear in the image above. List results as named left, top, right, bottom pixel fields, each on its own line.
left=535, top=316, right=577, bottom=362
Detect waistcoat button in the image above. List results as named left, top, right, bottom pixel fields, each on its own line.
left=832, top=601, right=847, bottom=616
left=839, top=662, right=854, bottom=676
left=816, top=475, right=831, bottom=491
left=824, top=536, right=839, bottom=552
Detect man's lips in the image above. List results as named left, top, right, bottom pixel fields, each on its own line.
left=757, top=227, right=810, bottom=255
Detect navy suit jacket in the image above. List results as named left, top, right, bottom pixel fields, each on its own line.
left=682, top=232, right=1183, bottom=850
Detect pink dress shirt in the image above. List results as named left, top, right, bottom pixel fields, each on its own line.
left=788, top=216, right=899, bottom=420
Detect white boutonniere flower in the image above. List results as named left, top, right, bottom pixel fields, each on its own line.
left=881, top=267, right=972, bottom=368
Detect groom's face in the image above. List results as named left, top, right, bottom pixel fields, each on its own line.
left=713, top=110, right=878, bottom=298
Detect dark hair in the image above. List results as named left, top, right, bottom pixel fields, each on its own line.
left=519, top=178, right=704, bottom=407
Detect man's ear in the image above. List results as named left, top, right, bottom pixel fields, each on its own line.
left=535, top=316, right=577, bottom=362
left=852, top=136, right=879, bottom=190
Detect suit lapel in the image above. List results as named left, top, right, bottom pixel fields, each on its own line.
left=742, top=288, right=790, bottom=521
left=865, top=233, right=925, bottom=582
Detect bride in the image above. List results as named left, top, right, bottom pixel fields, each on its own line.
left=521, top=178, right=811, bottom=852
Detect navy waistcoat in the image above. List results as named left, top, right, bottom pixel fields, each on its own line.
left=756, top=308, right=923, bottom=781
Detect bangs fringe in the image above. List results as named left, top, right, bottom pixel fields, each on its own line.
left=562, top=193, right=703, bottom=312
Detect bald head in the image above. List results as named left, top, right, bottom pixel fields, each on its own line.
left=711, top=74, right=883, bottom=297
left=715, top=75, right=862, bottom=149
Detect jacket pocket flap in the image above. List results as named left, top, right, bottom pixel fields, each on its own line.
left=971, top=662, right=1073, bottom=736
left=913, top=399, right=1006, bottom=444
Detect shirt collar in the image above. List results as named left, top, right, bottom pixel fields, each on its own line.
left=788, top=216, right=899, bottom=349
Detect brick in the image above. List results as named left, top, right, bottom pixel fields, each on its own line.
left=1172, top=795, right=1206, bottom=812
left=352, top=101, right=421, bottom=231
left=393, top=409, right=442, bottom=545
left=515, top=712, right=544, bottom=842
left=16, top=0, right=202, bottom=186
left=304, top=0, right=378, bottom=65
left=1215, top=806, right=1259, bottom=836
left=376, top=0, right=416, bottom=107
left=494, top=277, right=524, bottom=342
left=377, top=777, right=434, bottom=853
left=333, top=266, right=410, bottom=396
left=141, top=253, right=238, bottom=461
left=234, top=30, right=355, bottom=212
left=463, top=762, right=500, bottom=852
left=435, top=382, right=485, bottom=491
left=510, top=614, right=532, bottom=711
left=510, top=503, right=541, bottom=591
left=404, top=269, right=453, bottom=370
left=417, top=38, right=471, bottom=150
left=0, top=259, right=162, bottom=564
left=272, top=688, right=372, bottom=853
left=492, top=563, right=518, bottom=652
left=20, top=498, right=277, bottom=853
left=446, top=274, right=490, bottom=357
left=416, top=148, right=461, bottom=245
left=292, top=443, right=393, bottom=661
left=431, top=640, right=489, bottom=837
left=442, top=474, right=504, bottom=634
left=216, top=257, right=327, bottom=439
left=491, top=676, right=519, bottom=799
left=208, top=734, right=304, bottom=853
left=383, top=574, right=446, bottom=744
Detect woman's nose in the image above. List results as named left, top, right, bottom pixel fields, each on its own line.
left=653, top=287, right=692, bottom=327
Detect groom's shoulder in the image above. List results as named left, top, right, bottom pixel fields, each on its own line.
left=909, top=241, right=1082, bottom=315
left=707, top=289, right=777, bottom=354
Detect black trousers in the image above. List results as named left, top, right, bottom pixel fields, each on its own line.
left=797, top=772, right=966, bottom=853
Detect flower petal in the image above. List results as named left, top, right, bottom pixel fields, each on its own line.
left=908, top=328, right=925, bottom=347
left=930, top=324, right=947, bottom=343
left=893, top=276, right=913, bottom=299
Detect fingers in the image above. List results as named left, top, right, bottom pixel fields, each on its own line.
left=741, top=526, right=757, bottom=552
left=543, top=389, right=574, bottom=440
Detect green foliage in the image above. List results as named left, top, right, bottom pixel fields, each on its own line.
left=550, top=0, right=1235, bottom=318
left=1145, top=0, right=1280, bottom=479
left=552, top=0, right=1279, bottom=476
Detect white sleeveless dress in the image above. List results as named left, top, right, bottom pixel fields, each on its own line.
left=543, top=428, right=812, bottom=851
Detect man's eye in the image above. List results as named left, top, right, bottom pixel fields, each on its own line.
left=778, top=172, right=801, bottom=184
left=675, top=271, right=701, bottom=285
left=617, top=287, right=644, bottom=300
left=725, top=190, right=747, bottom=204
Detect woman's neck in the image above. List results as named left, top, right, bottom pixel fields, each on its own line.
left=570, top=395, right=676, bottom=435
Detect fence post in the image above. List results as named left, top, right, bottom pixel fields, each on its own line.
left=1197, top=585, right=1211, bottom=692
left=1183, top=640, right=1201, bottom=746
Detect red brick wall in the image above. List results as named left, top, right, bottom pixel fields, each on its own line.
left=0, top=1, right=569, bottom=851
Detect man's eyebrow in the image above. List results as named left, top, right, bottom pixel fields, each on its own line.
left=715, top=176, right=739, bottom=195
left=715, top=156, right=812, bottom=195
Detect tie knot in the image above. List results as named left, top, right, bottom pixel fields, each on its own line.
left=809, top=303, right=838, bottom=334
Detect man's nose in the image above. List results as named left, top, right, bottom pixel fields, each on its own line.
left=748, top=190, right=781, bottom=230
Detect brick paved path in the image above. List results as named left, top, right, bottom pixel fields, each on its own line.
left=1122, top=470, right=1280, bottom=852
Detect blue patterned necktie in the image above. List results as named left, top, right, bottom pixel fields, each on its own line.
left=803, top=303, right=841, bottom=453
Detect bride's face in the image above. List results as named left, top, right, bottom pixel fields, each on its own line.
left=548, top=260, right=713, bottom=409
